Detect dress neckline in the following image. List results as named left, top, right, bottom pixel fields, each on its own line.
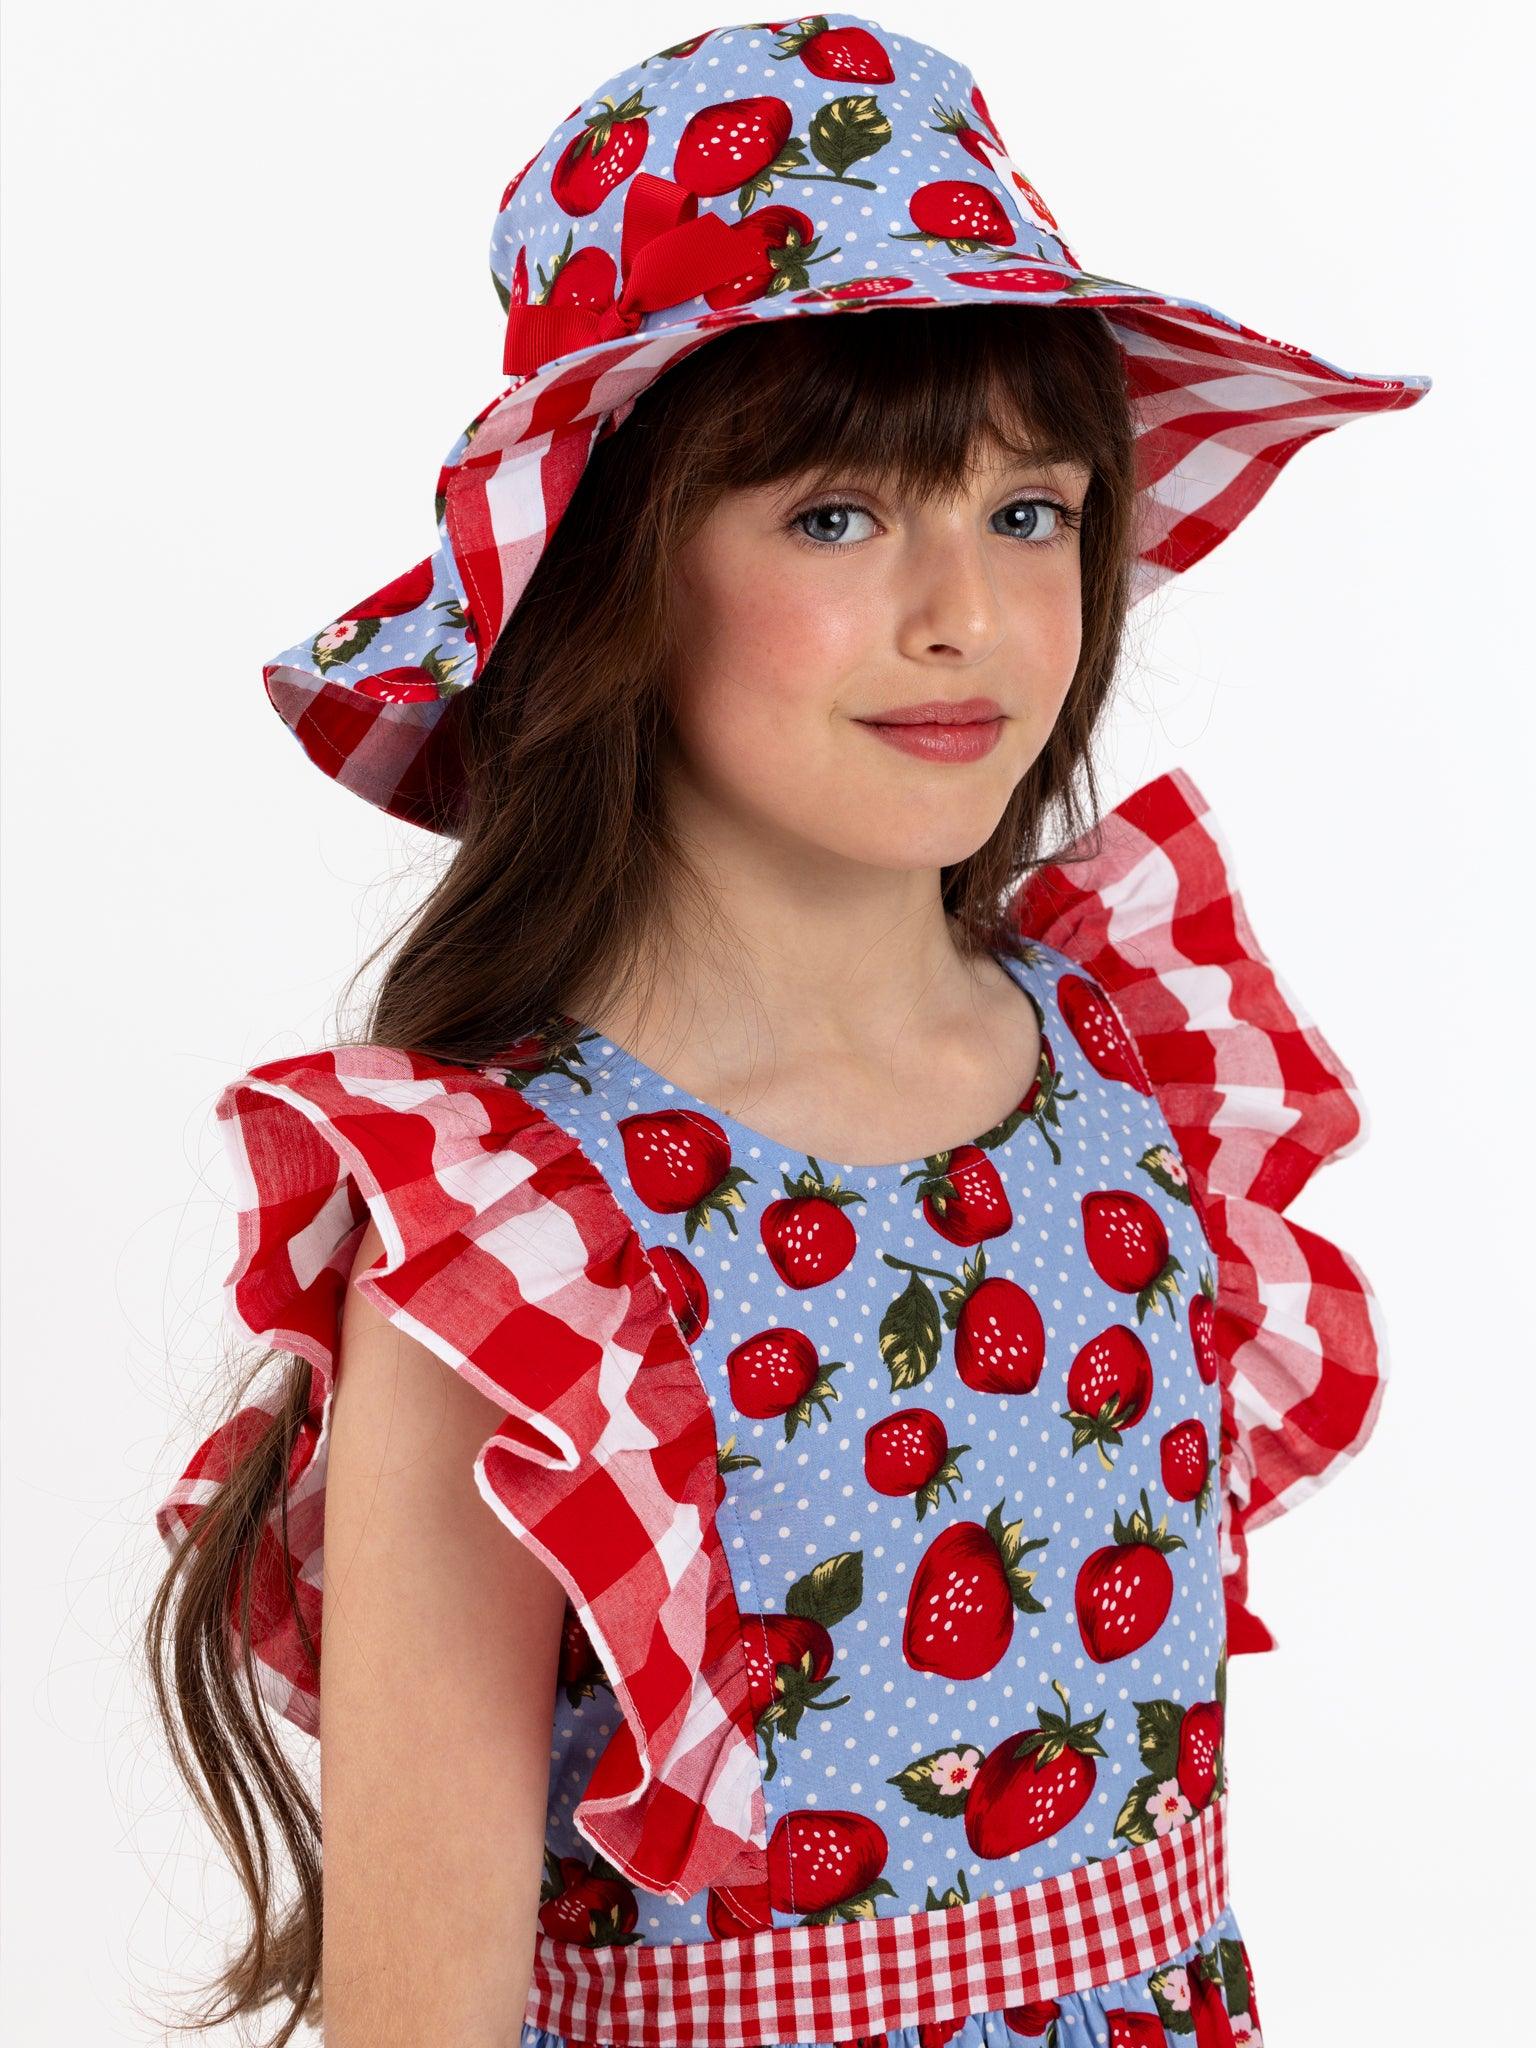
left=561, top=944, right=1053, bottom=1176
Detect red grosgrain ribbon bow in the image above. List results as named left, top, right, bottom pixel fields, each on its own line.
left=502, top=172, right=747, bottom=378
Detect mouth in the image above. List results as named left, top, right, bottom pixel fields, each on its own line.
left=854, top=697, right=1004, bottom=727
left=854, top=702, right=1006, bottom=764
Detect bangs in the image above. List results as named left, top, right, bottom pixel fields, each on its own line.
left=669, top=303, right=1109, bottom=512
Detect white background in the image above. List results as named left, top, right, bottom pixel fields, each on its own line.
left=3, top=1, right=1528, bottom=2039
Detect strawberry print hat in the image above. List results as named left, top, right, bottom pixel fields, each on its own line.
left=271, top=12, right=1431, bottom=832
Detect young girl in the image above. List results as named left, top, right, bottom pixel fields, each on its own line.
left=146, top=15, right=1429, bottom=2046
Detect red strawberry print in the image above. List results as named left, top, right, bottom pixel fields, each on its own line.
left=864, top=1408, right=969, bottom=1517
left=792, top=273, right=915, bottom=303
left=645, top=1243, right=709, bottom=1343
left=1176, top=1697, right=1224, bottom=1810
left=703, top=206, right=833, bottom=307
left=766, top=1809, right=896, bottom=1920
left=1187, top=1954, right=1239, bottom=2047
left=1160, top=1418, right=1214, bottom=1523
left=893, top=179, right=1018, bottom=253
left=618, top=1109, right=757, bottom=1235
left=1001, top=2002, right=1061, bottom=2040
left=1074, top=1487, right=1187, bottom=1661
left=929, top=96, right=998, bottom=168
left=903, top=1499, right=1048, bottom=1678
left=907, top=1143, right=1013, bottom=1244
left=534, top=230, right=619, bottom=310
left=741, top=1610, right=850, bottom=1777
left=1058, top=973, right=1153, bottom=1092
left=727, top=1326, right=849, bottom=1437
left=536, top=1850, right=640, bottom=1945
left=954, top=1272, right=1047, bottom=1394
left=773, top=16, right=895, bottom=82
left=1188, top=1267, right=1221, bottom=1383
left=352, top=649, right=467, bottom=702
left=1082, top=1189, right=1184, bottom=1321
left=1105, top=2015, right=1165, bottom=2047
left=760, top=1158, right=865, bottom=1286
left=673, top=94, right=800, bottom=204
left=947, top=265, right=1071, bottom=296
left=962, top=1681, right=1108, bottom=1856
left=1061, top=1323, right=1155, bottom=1467
left=550, top=88, right=654, bottom=216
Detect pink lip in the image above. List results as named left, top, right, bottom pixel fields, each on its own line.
left=857, top=697, right=1003, bottom=726
left=857, top=715, right=1005, bottom=763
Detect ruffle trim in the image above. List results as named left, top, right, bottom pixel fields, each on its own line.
left=154, top=1046, right=768, bottom=1903
left=1012, top=767, right=1388, bottom=1654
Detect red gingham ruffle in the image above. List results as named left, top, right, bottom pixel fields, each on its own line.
left=1014, top=767, right=1387, bottom=1653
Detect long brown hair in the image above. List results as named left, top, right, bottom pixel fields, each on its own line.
left=144, top=301, right=1141, bottom=2043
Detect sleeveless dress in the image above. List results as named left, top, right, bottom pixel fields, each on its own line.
left=156, top=769, right=1384, bottom=2048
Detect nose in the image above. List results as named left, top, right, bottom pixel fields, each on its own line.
left=893, top=510, right=1006, bottom=667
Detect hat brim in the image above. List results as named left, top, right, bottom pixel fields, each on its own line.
left=264, top=266, right=1429, bottom=833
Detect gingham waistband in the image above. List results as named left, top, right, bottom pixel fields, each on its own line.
left=523, top=1795, right=1228, bottom=2048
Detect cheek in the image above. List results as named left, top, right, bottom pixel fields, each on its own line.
left=671, top=566, right=860, bottom=785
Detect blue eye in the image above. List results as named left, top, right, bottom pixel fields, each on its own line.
left=787, top=495, right=1083, bottom=551
left=793, top=504, right=879, bottom=547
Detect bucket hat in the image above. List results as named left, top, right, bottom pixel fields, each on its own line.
left=267, top=12, right=1431, bottom=834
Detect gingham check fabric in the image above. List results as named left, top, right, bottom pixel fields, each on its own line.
left=155, top=1048, right=770, bottom=1902
left=524, top=1794, right=1226, bottom=2048
left=1013, top=766, right=1387, bottom=1653
left=155, top=765, right=1378, bottom=1909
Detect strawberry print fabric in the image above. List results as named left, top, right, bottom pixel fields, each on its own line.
left=154, top=769, right=1380, bottom=2041
left=510, top=929, right=1259, bottom=2043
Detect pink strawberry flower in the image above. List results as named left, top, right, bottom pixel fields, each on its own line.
left=1156, top=1965, right=1192, bottom=2014
left=1231, top=2019, right=1263, bottom=2046
left=1145, top=1777, right=1194, bottom=1833
left=315, top=620, right=360, bottom=655
left=929, top=1746, right=983, bottom=1792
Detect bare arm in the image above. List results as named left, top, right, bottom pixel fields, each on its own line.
left=318, top=1216, right=567, bottom=2047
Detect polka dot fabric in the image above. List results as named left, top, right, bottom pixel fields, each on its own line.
left=514, top=937, right=1257, bottom=2043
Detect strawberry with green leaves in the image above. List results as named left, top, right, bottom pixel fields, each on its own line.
left=702, top=207, right=835, bottom=307
left=673, top=94, right=804, bottom=208
left=904, top=1143, right=1013, bottom=1244
left=766, top=1808, right=896, bottom=1922
left=961, top=1681, right=1108, bottom=1857
left=1082, top=1188, right=1184, bottom=1322
left=1161, top=1417, right=1215, bottom=1523
left=1061, top=1323, right=1156, bottom=1468
left=741, top=1550, right=860, bottom=1777
left=772, top=15, right=895, bottom=82
left=892, top=178, right=1018, bottom=254
left=878, top=1246, right=1047, bottom=1395
left=864, top=1407, right=969, bottom=1518
left=727, top=1326, right=849, bottom=1438
left=617, top=1109, right=757, bottom=1238
left=1075, top=1488, right=1187, bottom=1661
left=760, top=1158, right=865, bottom=1286
left=550, top=89, right=654, bottom=216
left=902, top=1498, right=1048, bottom=1678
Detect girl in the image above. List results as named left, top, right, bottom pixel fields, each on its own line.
left=145, top=14, right=1429, bottom=2047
